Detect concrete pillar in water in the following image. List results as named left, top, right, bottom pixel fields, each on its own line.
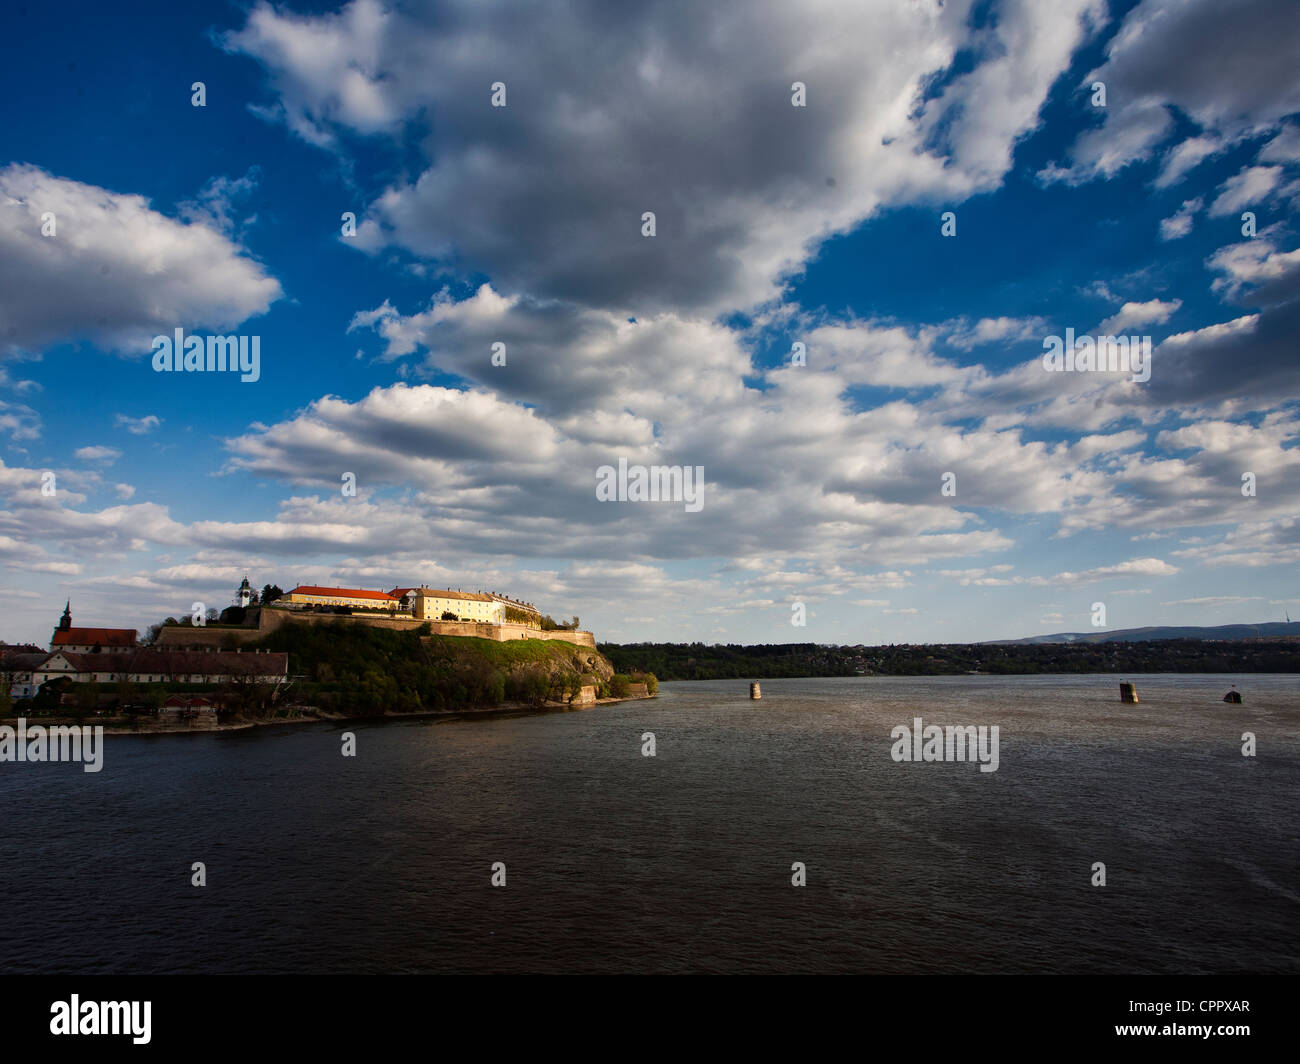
left=1119, top=682, right=1139, bottom=704
left=750, top=682, right=762, bottom=700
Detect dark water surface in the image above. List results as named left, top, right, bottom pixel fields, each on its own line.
left=2, top=674, right=1297, bottom=973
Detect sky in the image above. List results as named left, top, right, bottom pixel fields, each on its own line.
left=1, top=0, right=1298, bottom=647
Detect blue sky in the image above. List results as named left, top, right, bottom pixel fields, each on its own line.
left=1, top=0, right=1298, bottom=646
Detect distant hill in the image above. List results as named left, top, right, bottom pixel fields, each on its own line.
left=986, top=621, right=1300, bottom=645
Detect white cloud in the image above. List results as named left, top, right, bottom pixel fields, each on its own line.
left=74, top=446, right=121, bottom=463
left=1208, top=165, right=1283, bottom=217
left=1158, top=198, right=1201, bottom=241
left=946, top=315, right=1047, bottom=350
left=1259, top=123, right=1300, bottom=163
left=1047, top=0, right=1300, bottom=184
left=114, top=414, right=161, bottom=435
left=0, top=164, right=281, bottom=356
left=1097, top=298, right=1181, bottom=334
left=1154, top=134, right=1224, bottom=188
left=230, top=0, right=1105, bottom=315
left=0, top=399, right=41, bottom=440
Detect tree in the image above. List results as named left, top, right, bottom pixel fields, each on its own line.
left=206, top=607, right=220, bottom=624
left=76, top=681, right=100, bottom=715
left=522, top=672, right=550, bottom=707
left=261, top=584, right=284, bottom=605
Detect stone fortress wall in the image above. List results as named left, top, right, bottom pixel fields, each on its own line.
left=156, top=606, right=596, bottom=649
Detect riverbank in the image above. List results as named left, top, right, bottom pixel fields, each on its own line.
left=0, top=692, right=655, bottom=736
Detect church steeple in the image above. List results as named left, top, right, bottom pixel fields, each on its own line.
left=59, top=600, right=71, bottom=631
left=238, top=575, right=253, bottom=608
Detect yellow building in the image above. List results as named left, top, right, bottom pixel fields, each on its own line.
left=412, top=589, right=504, bottom=624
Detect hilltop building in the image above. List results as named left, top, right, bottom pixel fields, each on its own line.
left=412, top=589, right=502, bottom=624
left=50, top=602, right=138, bottom=654
left=281, top=585, right=405, bottom=612
left=411, top=588, right=542, bottom=624
left=278, top=584, right=543, bottom=625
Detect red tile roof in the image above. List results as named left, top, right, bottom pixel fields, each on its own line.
left=287, top=585, right=398, bottom=601
left=52, top=628, right=137, bottom=646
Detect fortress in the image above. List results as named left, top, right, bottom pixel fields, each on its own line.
left=157, top=580, right=596, bottom=649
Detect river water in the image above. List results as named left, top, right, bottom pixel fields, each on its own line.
left=2, top=674, right=1296, bottom=973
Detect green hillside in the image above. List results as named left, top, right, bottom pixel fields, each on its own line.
left=251, top=621, right=620, bottom=714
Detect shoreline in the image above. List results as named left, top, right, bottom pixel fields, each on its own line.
left=0, top=694, right=654, bottom=737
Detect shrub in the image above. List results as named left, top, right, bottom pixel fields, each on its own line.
left=610, top=674, right=631, bottom=698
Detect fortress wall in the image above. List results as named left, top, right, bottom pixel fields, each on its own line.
left=257, top=609, right=419, bottom=633
left=157, top=609, right=596, bottom=648
left=155, top=625, right=263, bottom=648
left=496, top=623, right=596, bottom=648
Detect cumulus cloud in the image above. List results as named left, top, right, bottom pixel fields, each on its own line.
left=1154, top=134, right=1224, bottom=188
left=1045, top=0, right=1300, bottom=185
left=74, top=446, right=121, bottom=463
left=945, top=315, right=1048, bottom=350
left=1097, top=298, right=1181, bottom=334
left=229, top=0, right=1105, bottom=314
left=4, top=0, right=1295, bottom=644
left=1259, top=123, right=1300, bottom=163
left=0, top=399, right=41, bottom=440
left=1208, top=165, right=1283, bottom=216
left=114, top=414, right=161, bottom=435
left=1158, top=198, right=1202, bottom=241
left=1122, top=237, right=1300, bottom=408
left=0, top=164, right=282, bottom=356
